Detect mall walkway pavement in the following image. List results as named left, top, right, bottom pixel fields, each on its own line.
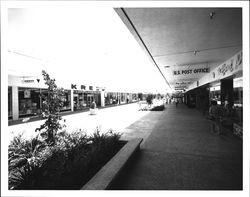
left=113, top=103, right=242, bottom=190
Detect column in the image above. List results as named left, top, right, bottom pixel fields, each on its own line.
left=129, top=93, right=132, bottom=102
left=101, top=91, right=105, bottom=107
left=71, top=89, right=74, bottom=111
left=12, top=86, right=19, bottom=120
left=221, top=78, right=233, bottom=106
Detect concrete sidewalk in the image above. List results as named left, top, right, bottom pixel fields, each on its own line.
left=113, top=103, right=242, bottom=190
left=8, top=103, right=150, bottom=143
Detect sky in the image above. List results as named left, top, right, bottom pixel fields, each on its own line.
left=7, top=7, right=171, bottom=93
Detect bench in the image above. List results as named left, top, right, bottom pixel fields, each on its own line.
left=81, top=138, right=143, bottom=190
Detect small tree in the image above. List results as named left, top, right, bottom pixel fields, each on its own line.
left=36, top=70, right=66, bottom=145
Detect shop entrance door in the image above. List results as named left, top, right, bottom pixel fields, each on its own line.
left=87, top=94, right=94, bottom=107
left=73, top=95, right=79, bottom=110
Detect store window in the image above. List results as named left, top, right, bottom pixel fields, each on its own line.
left=233, top=77, right=243, bottom=126
left=132, top=93, right=138, bottom=101
left=73, top=90, right=87, bottom=110
left=8, top=87, right=12, bottom=119
left=209, top=82, right=221, bottom=105
left=78, top=92, right=84, bottom=109
left=83, top=93, right=88, bottom=107
left=105, top=92, right=117, bottom=105
left=105, top=92, right=111, bottom=105
left=18, top=87, right=41, bottom=117
left=40, top=89, right=48, bottom=112
left=61, top=90, right=71, bottom=111
left=40, top=88, right=71, bottom=112
left=86, top=93, right=94, bottom=107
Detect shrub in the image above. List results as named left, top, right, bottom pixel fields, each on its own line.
left=9, top=129, right=123, bottom=190
left=8, top=133, right=52, bottom=189
left=9, top=71, right=124, bottom=189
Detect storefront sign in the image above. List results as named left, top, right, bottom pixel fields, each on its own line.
left=71, top=84, right=77, bottom=89
left=187, top=50, right=242, bottom=91
left=235, top=51, right=242, bottom=70
left=173, top=67, right=209, bottom=75
left=96, top=86, right=104, bottom=91
left=217, top=60, right=234, bottom=76
left=217, top=51, right=242, bottom=77
left=74, top=90, right=84, bottom=94
left=22, top=79, right=35, bottom=83
left=176, top=81, right=191, bottom=85
left=175, top=86, right=186, bottom=90
left=85, top=91, right=100, bottom=94
left=81, top=85, right=86, bottom=90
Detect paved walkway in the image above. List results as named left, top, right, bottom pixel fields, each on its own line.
left=112, top=103, right=242, bottom=190
left=8, top=103, right=150, bottom=142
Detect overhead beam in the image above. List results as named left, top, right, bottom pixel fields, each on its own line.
left=153, top=44, right=242, bottom=58
left=114, top=8, right=172, bottom=91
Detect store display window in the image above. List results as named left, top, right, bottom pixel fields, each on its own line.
left=78, top=92, right=84, bottom=109
left=209, top=82, right=221, bottom=105
left=41, top=89, right=71, bottom=111
left=132, top=93, right=138, bottom=101
left=86, top=93, right=94, bottom=107
left=72, top=90, right=100, bottom=110
left=73, top=90, right=87, bottom=110
left=233, top=77, right=243, bottom=126
left=8, top=87, right=12, bottom=119
left=40, top=88, right=48, bottom=105
left=105, top=92, right=111, bottom=105
left=94, top=92, right=101, bottom=106
left=105, top=92, right=117, bottom=105
left=18, top=87, right=41, bottom=117
left=121, top=93, right=126, bottom=103
left=61, top=90, right=71, bottom=111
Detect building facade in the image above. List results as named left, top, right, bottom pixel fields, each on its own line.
left=185, top=50, right=243, bottom=138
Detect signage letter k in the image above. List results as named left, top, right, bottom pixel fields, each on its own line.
left=71, top=84, right=77, bottom=89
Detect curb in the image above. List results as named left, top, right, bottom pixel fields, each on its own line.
left=81, top=138, right=143, bottom=190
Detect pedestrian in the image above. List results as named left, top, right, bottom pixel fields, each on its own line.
left=209, top=100, right=221, bottom=134
left=92, top=100, right=96, bottom=108
left=175, top=99, right=179, bottom=107
left=127, top=95, right=129, bottom=103
left=220, top=100, right=233, bottom=126
left=90, top=99, right=97, bottom=115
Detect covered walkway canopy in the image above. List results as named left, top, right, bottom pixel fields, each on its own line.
left=115, top=8, right=242, bottom=92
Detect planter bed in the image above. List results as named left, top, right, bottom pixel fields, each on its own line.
left=82, top=138, right=143, bottom=190
left=8, top=130, right=125, bottom=190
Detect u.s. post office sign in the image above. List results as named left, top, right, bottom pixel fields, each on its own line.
left=173, top=65, right=209, bottom=76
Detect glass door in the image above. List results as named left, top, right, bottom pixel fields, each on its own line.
left=87, top=94, right=94, bottom=107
